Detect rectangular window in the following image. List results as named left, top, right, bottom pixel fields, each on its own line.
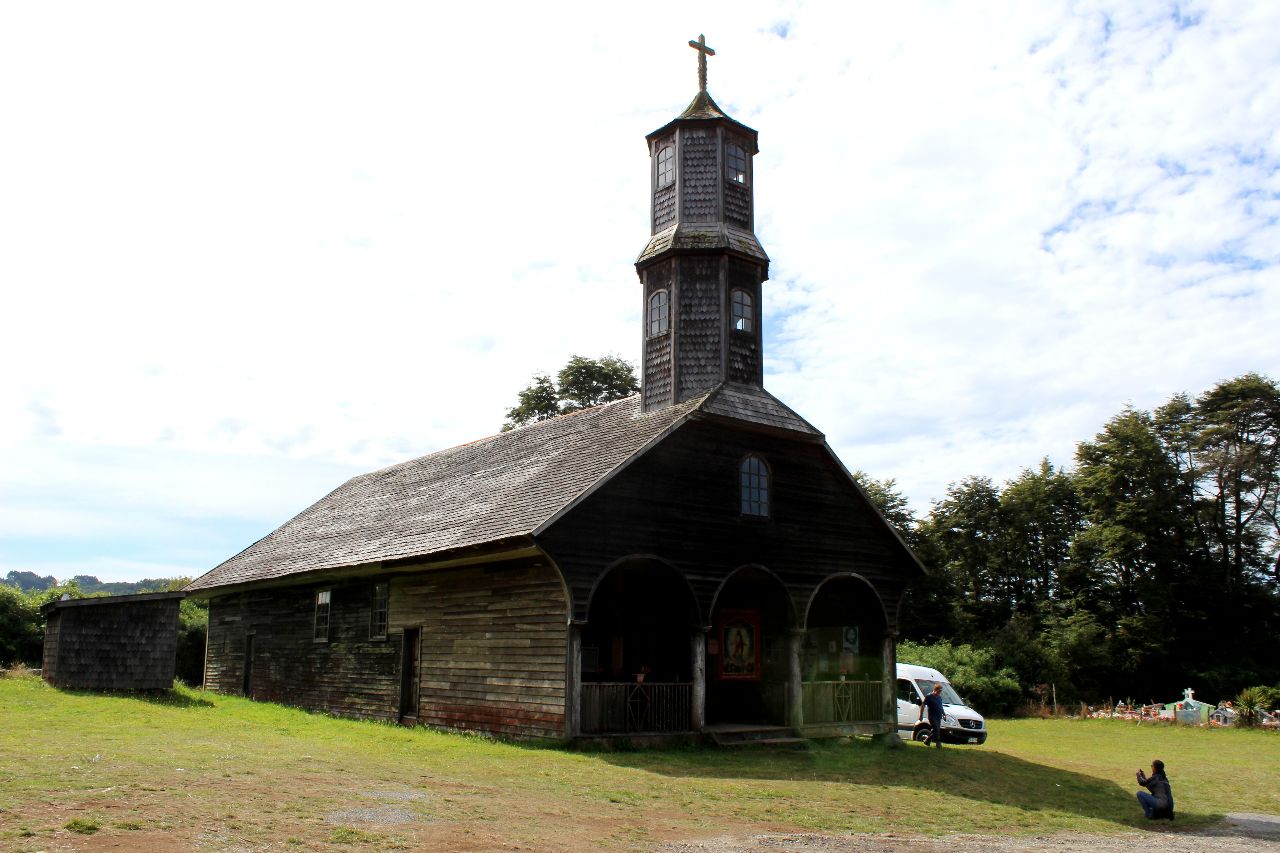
left=370, top=582, right=389, bottom=640
left=314, top=589, right=331, bottom=642
left=740, top=456, right=769, bottom=517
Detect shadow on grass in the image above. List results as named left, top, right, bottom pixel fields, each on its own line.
left=62, top=687, right=214, bottom=708
left=584, top=739, right=1222, bottom=832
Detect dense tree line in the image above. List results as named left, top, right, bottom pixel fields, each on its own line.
left=864, top=373, right=1280, bottom=713
left=3, top=571, right=183, bottom=596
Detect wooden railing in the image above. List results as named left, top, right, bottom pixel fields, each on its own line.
left=581, top=682, right=693, bottom=734
left=802, top=679, right=881, bottom=724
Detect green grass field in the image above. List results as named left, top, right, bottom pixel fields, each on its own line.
left=0, top=671, right=1276, bottom=850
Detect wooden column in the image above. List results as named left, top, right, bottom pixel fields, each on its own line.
left=876, top=628, right=901, bottom=745
left=565, top=622, right=583, bottom=738
left=787, top=627, right=804, bottom=730
left=691, top=627, right=707, bottom=732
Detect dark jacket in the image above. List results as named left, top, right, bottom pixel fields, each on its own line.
left=1138, top=770, right=1173, bottom=810
left=921, top=692, right=945, bottom=721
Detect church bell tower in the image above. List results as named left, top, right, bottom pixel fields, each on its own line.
left=636, top=35, right=770, bottom=413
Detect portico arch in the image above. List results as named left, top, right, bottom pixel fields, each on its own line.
left=706, top=564, right=796, bottom=726
left=800, top=573, right=890, bottom=731
left=578, top=556, right=700, bottom=734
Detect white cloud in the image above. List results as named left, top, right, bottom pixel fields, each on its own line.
left=1, top=1, right=1278, bottom=578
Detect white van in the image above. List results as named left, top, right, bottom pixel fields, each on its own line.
left=895, top=662, right=987, bottom=745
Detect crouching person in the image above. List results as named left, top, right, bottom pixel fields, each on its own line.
left=1136, top=759, right=1175, bottom=820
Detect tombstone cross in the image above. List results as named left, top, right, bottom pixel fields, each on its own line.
left=688, top=34, right=716, bottom=92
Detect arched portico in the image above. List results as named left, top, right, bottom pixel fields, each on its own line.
left=799, top=573, right=895, bottom=736
left=576, top=556, right=701, bottom=735
left=705, top=565, right=796, bottom=726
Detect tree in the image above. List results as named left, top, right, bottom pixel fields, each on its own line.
left=503, top=354, right=639, bottom=430
left=3, top=571, right=56, bottom=592
left=1192, top=374, right=1280, bottom=588
left=0, top=585, right=40, bottom=666
left=921, top=476, right=1006, bottom=636
left=1000, top=459, right=1084, bottom=612
left=1072, top=408, right=1189, bottom=618
left=851, top=472, right=919, bottom=547
left=503, top=373, right=560, bottom=429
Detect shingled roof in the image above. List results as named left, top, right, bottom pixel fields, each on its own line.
left=186, top=386, right=822, bottom=593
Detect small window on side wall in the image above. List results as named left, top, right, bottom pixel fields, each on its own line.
left=370, top=582, right=389, bottom=640
left=656, top=144, right=674, bottom=189
left=648, top=289, right=670, bottom=337
left=740, top=455, right=769, bottom=517
left=314, top=590, right=331, bottom=642
left=731, top=289, right=753, bottom=332
left=726, top=141, right=748, bottom=185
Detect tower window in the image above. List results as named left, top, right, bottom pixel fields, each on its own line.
left=656, top=144, right=674, bottom=189
left=740, top=455, right=770, bottom=517
left=648, top=289, right=669, bottom=337
left=731, top=289, right=754, bottom=332
left=726, top=142, right=748, bottom=184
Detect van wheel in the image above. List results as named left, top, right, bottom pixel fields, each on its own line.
left=913, top=726, right=931, bottom=742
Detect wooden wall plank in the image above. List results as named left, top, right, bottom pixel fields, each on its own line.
left=206, top=558, right=568, bottom=739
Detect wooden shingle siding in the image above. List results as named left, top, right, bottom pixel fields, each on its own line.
left=41, top=595, right=182, bottom=690
left=681, top=128, right=718, bottom=221
left=677, top=255, right=723, bottom=399
left=726, top=258, right=763, bottom=385
left=41, top=613, right=61, bottom=679
left=206, top=580, right=398, bottom=721
left=389, top=560, right=568, bottom=739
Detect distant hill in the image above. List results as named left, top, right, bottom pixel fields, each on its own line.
left=2, top=571, right=186, bottom=595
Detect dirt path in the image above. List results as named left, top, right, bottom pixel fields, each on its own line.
left=658, top=813, right=1280, bottom=852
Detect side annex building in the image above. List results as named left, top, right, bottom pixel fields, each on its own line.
left=185, top=45, right=925, bottom=742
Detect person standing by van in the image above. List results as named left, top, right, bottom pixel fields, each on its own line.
left=920, top=683, right=945, bottom=748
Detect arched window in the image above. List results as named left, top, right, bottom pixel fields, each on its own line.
left=656, top=145, right=674, bottom=189
left=731, top=289, right=753, bottom=332
left=648, top=289, right=669, bottom=337
left=740, top=455, right=769, bottom=517
left=726, top=141, right=748, bottom=184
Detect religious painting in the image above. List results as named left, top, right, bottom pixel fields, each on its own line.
left=717, top=609, right=761, bottom=681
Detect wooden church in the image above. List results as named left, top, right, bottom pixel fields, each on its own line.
left=186, top=38, right=924, bottom=743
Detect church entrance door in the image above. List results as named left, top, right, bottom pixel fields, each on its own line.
left=706, top=567, right=793, bottom=726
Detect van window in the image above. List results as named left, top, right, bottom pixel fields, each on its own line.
left=896, top=679, right=919, bottom=704
left=915, top=679, right=963, bottom=705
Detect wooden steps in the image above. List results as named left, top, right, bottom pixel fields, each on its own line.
left=707, top=724, right=806, bottom=749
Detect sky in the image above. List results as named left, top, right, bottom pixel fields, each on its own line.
left=2, top=1, right=1277, bottom=584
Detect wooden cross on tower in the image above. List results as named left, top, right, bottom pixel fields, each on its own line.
left=688, top=34, right=715, bottom=93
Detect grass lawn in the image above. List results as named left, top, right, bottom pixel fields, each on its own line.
left=0, top=672, right=1277, bottom=850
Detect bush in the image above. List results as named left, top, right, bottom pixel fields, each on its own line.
left=897, top=639, right=1022, bottom=715
left=176, top=597, right=208, bottom=686
left=0, top=585, right=42, bottom=666
left=1234, top=686, right=1271, bottom=726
